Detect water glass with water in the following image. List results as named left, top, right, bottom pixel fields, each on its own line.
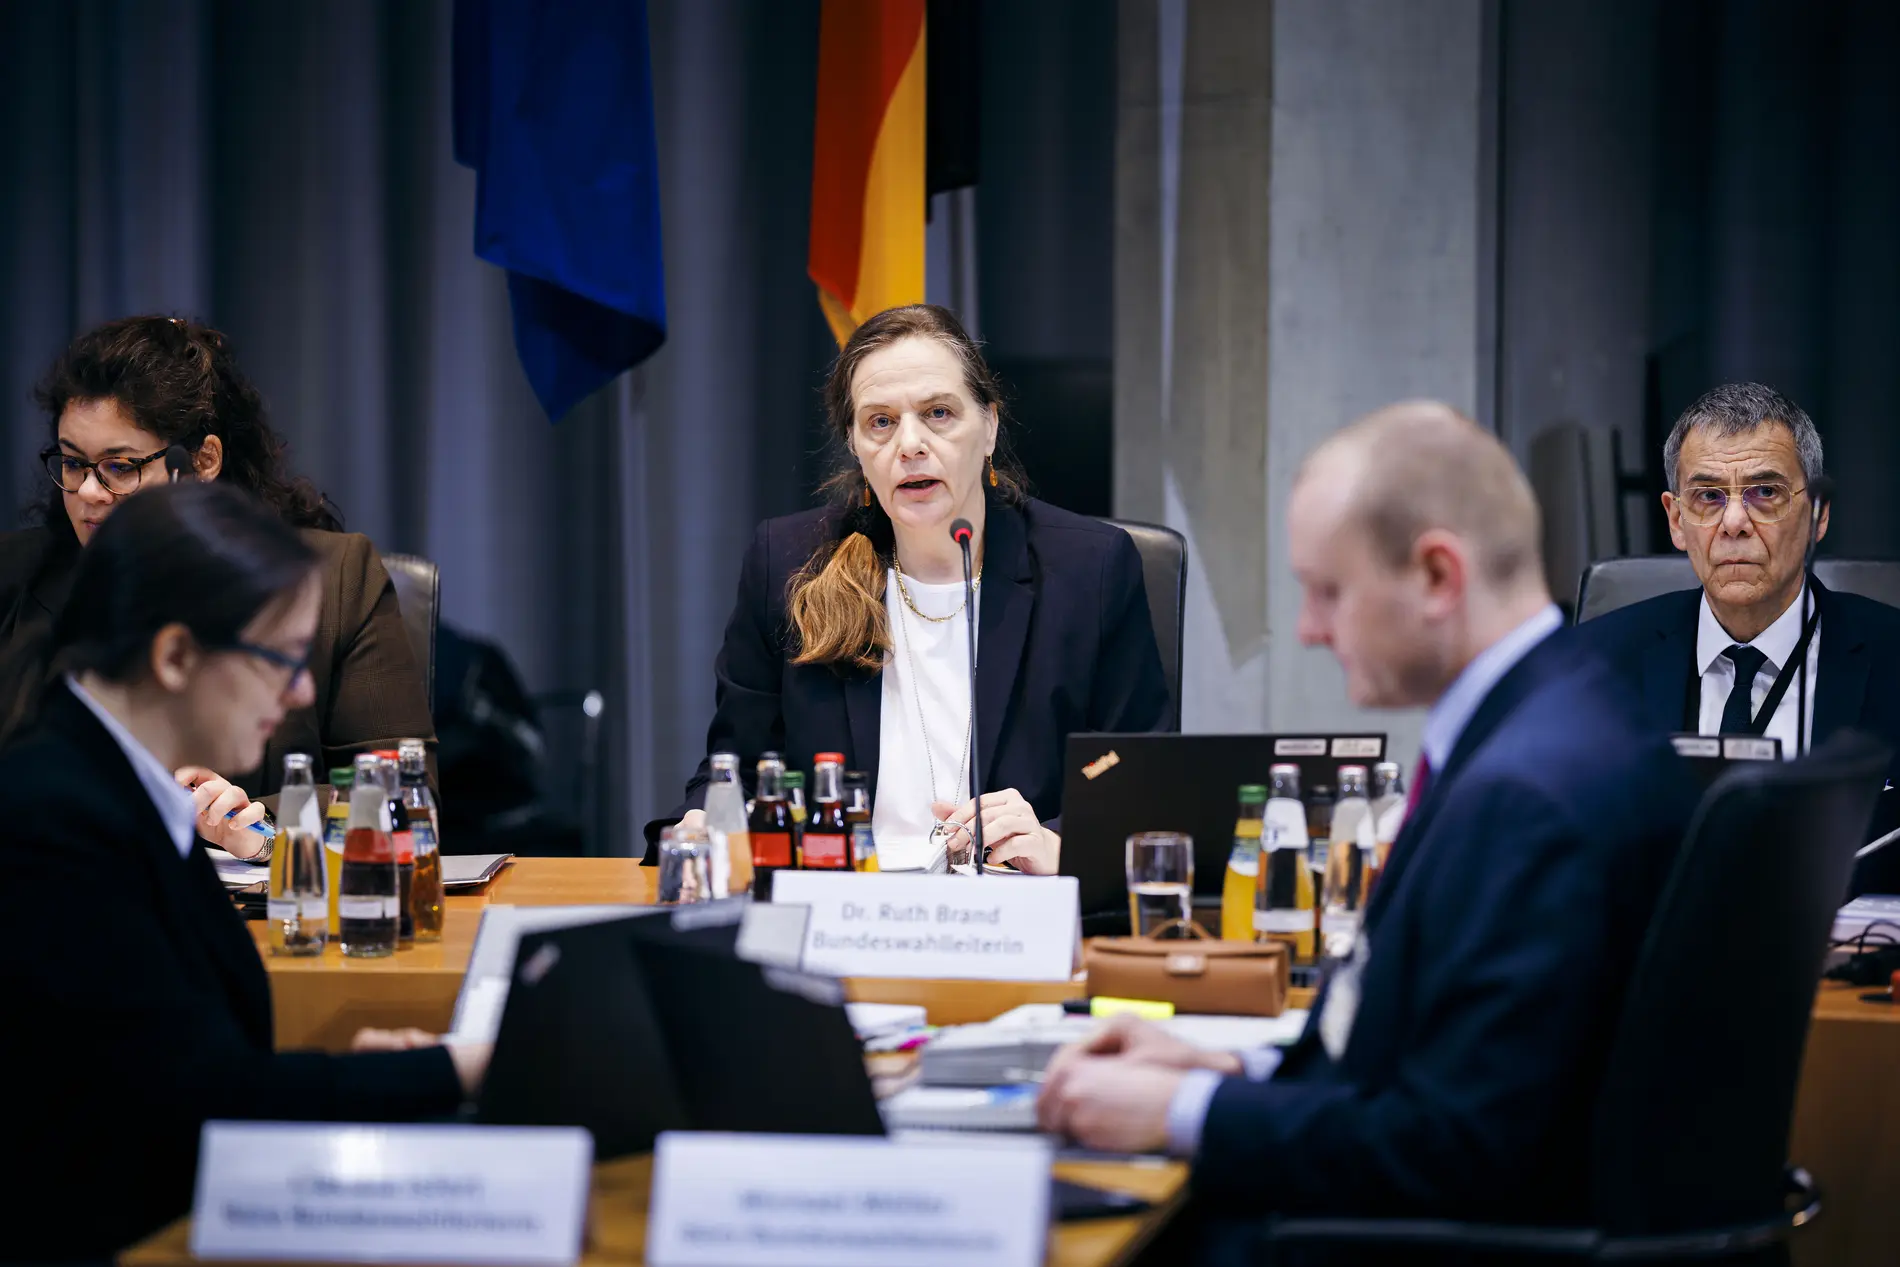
left=658, top=824, right=715, bottom=905
left=1125, top=831, right=1194, bottom=937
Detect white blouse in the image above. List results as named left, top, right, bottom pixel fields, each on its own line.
left=873, top=568, right=979, bottom=869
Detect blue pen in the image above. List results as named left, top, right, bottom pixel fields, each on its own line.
left=229, top=809, right=276, bottom=838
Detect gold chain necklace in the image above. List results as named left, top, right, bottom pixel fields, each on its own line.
left=893, top=557, right=982, bottom=624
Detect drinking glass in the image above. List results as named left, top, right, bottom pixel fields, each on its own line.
left=1125, top=831, right=1195, bottom=938
left=1319, top=843, right=1372, bottom=960
left=269, top=829, right=328, bottom=957
left=658, top=824, right=714, bottom=905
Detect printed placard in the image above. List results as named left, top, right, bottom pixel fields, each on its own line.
left=1330, top=737, right=1383, bottom=759
left=1723, top=736, right=1780, bottom=762
left=647, top=1132, right=1051, bottom=1267
left=189, top=1122, right=591, bottom=1264
left=1273, top=738, right=1327, bottom=757
left=768, top=871, right=1078, bottom=981
left=1671, top=735, right=1722, bottom=759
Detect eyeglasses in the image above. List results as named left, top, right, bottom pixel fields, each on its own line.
left=42, top=447, right=171, bottom=496
left=1675, top=482, right=1808, bottom=527
left=225, top=640, right=314, bottom=689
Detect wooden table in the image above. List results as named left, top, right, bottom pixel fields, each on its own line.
left=257, top=859, right=653, bottom=1049
left=256, top=859, right=1090, bottom=1047
left=1790, top=981, right=1900, bottom=1267
left=248, top=859, right=1896, bottom=1266
left=123, top=1153, right=1188, bottom=1267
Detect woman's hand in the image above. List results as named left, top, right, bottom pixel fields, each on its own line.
left=351, top=1028, right=491, bottom=1098
left=350, top=1027, right=440, bottom=1052
left=931, top=789, right=1061, bottom=874
left=177, top=767, right=270, bottom=857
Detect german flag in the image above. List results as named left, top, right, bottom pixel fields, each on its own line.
left=808, top=0, right=927, bottom=346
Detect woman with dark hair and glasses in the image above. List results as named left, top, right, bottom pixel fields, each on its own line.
left=0, top=315, right=435, bottom=857
left=0, top=482, right=483, bottom=1261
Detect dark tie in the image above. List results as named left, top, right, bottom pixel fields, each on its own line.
left=1719, top=645, right=1770, bottom=735
left=1372, top=755, right=1434, bottom=897
left=1405, top=754, right=1433, bottom=819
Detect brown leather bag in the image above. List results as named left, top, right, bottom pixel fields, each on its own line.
left=1084, top=923, right=1290, bottom=1017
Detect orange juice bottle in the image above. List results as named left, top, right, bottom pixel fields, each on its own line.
left=1220, top=785, right=1266, bottom=940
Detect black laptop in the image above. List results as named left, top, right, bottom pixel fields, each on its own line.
left=1059, top=732, right=1388, bottom=922
left=476, top=905, right=1148, bottom=1219
left=476, top=912, right=690, bottom=1157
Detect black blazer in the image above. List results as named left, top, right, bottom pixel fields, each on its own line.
left=1193, top=629, right=1700, bottom=1228
left=646, top=495, right=1171, bottom=855
left=0, top=686, right=463, bottom=1261
left=1575, top=576, right=1900, bottom=894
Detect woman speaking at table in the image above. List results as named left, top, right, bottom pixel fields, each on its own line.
left=656, top=305, right=1169, bottom=874
left=0, top=482, right=483, bottom=1261
left=0, top=315, right=434, bottom=857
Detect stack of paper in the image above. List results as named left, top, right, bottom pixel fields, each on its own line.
left=880, top=1085, right=1041, bottom=1132
left=846, top=1002, right=928, bottom=1042
left=918, top=1003, right=1308, bottom=1087
left=442, top=853, right=513, bottom=889
left=1834, top=894, right=1900, bottom=944
left=205, top=847, right=268, bottom=889
left=872, top=836, right=949, bottom=874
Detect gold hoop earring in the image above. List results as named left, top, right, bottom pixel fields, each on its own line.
left=986, top=455, right=998, bottom=488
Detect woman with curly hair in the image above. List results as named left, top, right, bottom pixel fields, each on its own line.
left=0, top=315, right=435, bottom=855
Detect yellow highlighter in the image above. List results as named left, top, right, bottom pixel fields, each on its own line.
left=1063, top=996, right=1176, bottom=1020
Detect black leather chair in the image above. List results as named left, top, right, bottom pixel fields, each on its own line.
left=381, top=552, right=440, bottom=712
left=1576, top=556, right=1900, bottom=623
left=1103, top=518, right=1186, bottom=732
left=531, top=688, right=605, bottom=856
left=1254, top=730, right=1888, bottom=1264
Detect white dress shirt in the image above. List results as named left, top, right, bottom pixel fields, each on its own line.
left=874, top=569, right=978, bottom=869
left=1695, top=586, right=1818, bottom=756
left=1162, top=602, right=1566, bottom=1158
left=66, top=675, right=198, bottom=858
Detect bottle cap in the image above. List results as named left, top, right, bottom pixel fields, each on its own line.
left=329, top=766, right=354, bottom=787
left=815, top=751, right=845, bottom=765
left=1238, top=784, right=1267, bottom=802
left=1269, top=763, right=1299, bottom=776
left=784, top=771, right=805, bottom=788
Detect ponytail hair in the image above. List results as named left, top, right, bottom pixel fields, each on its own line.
left=787, top=305, right=1026, bottom=671
left=788, top=527, right=888, bottom=673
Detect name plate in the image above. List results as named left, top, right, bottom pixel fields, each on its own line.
left=647, top=1132, right=1051, bottom=1267
left=189, top=1122, right=592, bottom=1264
left=769, top=871, right=1078, bottom=981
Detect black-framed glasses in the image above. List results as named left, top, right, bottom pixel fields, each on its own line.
left=1676, top=482, right=1808, bottom=527
left=225, top=640, right=314, bottom=687
left=41, top=447, right=170, bottom=496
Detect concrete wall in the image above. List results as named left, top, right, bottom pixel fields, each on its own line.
left=1116, top=0, right=1495, bottom=763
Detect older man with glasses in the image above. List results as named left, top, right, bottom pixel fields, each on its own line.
left=1578, top=382, right=1900, bottom=894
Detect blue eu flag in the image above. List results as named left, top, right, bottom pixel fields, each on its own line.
left=453, top=0, right=667, bottom=422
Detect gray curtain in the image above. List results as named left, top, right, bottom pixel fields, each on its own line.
left=0, top=0, right=837, bottom=851
left=1495, top=0, right=1900, bottom=560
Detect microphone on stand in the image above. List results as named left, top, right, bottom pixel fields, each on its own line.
left=164, top=446, right=193, bottom=484
left=1797, top=476, right=1835, bottom=759
left=950, top=517, right=984, bottom=874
